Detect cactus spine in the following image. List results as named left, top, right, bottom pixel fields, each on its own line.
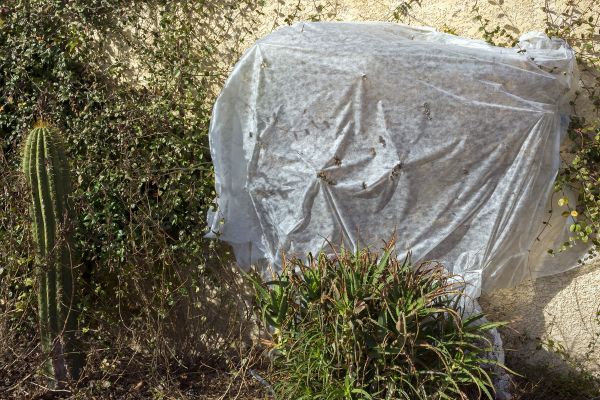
left=22, top=123, right=81, bottom=386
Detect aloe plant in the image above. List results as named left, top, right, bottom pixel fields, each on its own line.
left=250, top=240, right=508, bottom=400
left=22, top=122, right=81, bottom=386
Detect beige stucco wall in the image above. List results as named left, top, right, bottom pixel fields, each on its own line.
left=250, top=0, right=600, bottom=373
left=480, top=261, right=600, bottom=374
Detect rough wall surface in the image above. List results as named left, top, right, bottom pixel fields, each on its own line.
left=247, top=0, right=600, bottom=372
left=480, top=261, right=600, bottom=373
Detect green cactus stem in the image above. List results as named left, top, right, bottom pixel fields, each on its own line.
left=22, top=122, right=82, bottom=387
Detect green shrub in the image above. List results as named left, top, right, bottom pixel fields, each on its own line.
left=0, top=0, right=262, bottom=371
left=251, top=240, right=506, bottom=400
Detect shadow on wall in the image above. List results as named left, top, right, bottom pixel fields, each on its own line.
left=480, top=261, right=600, bottom=378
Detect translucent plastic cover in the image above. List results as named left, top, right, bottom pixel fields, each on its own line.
left=207, top=22, right=578, bottom=296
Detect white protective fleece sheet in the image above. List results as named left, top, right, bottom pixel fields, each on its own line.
left=207, top=22, right=579, bottom=297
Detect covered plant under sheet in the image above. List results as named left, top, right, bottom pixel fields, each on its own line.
left=208, top=22, right=578, bottom=297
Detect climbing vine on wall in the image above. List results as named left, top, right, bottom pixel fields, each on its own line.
left=547, top=2, right=600, bottom=259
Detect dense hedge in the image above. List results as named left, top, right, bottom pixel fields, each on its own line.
left=0, top=0, right=266, bottom=373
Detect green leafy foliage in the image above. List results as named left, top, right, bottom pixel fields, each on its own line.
left=0, top=0, right=266, bottom=381
left=251, top=240, right=507, bottom=399
left=391, top=0, right=423, bottom=21
left=552, top=120, right=600, bottom=255
left=545, top=2, right=600, bottom=260
left=470, top=4, right=520, bottom=47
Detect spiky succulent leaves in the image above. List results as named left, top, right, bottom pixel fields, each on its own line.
left=253, top=240, right=507, bottom=400
left=22, top=124, right=81, bottom=386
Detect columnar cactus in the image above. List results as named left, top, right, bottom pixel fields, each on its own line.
left=22, top=122, right=81, bottom=386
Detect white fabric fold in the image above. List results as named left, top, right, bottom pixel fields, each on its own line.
left=208, top=22, right=579, bottom=296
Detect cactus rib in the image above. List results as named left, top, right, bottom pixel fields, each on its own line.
left=22, top=123, right=81, bottom=386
